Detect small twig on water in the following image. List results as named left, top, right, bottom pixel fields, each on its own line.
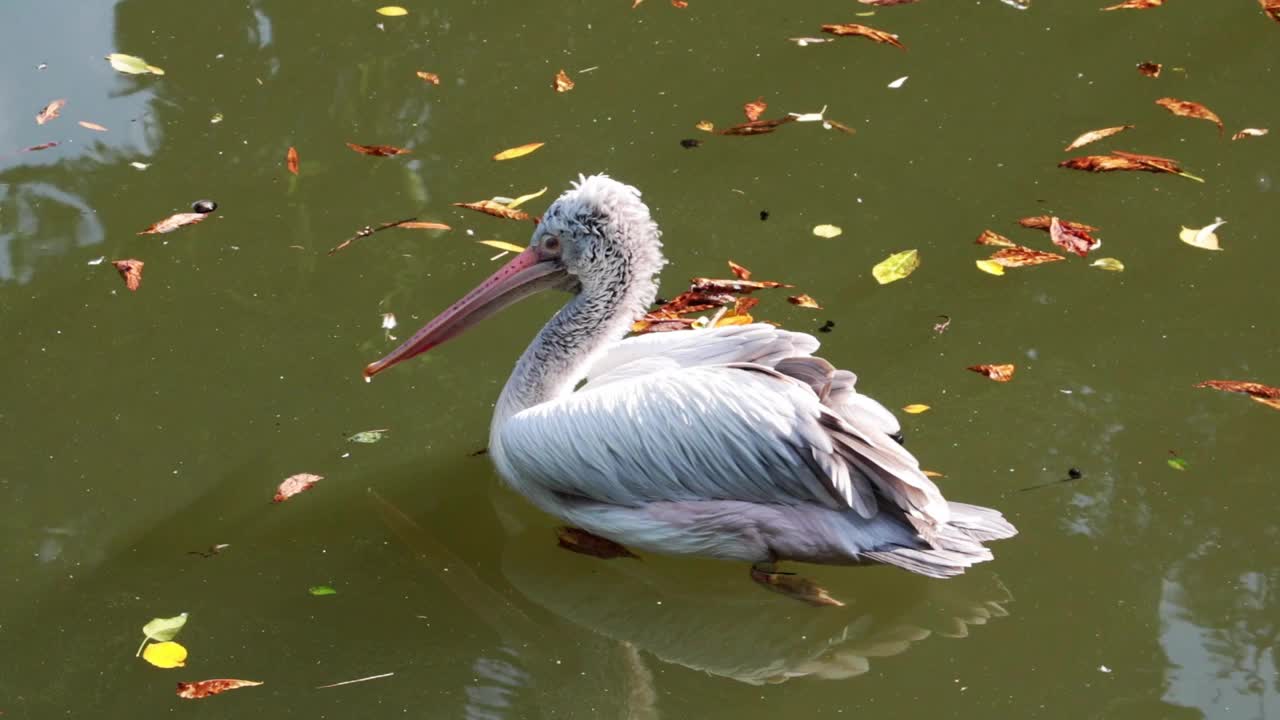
left=316, top=672, right=395, bottom=689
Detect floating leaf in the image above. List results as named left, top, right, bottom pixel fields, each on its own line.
left=1090, top=257, right=1125, bottom=271
left=1019, top=216, right=1099, bottom=234
left=872, top=249, right=920, bottom=285
left=177, top=679, right=263, bottom=700
left=376, top=6, right=408, bottom=15
left=902, top=404, right=931, bottom=414
left=727, top=260, right=752, bottom=280
left=140, top=613, right=190, bottom=653
left=309, top=585, right=338, bottom=596
left=274, top=473, right=322, bottom=503
left=1102, top=0, right=1162, bottom=8
left=504, top=186, right=548, bottom=209
left=820, top=23, right=906, bottom=50
left=138, top=212, right=208, bottom=235
left=1049, top=216, right=1100, bottom=257
left=695, top=120, right=715, bottom=132
left=142, top=642, right=188, bottom=669
left=556, top=527, right=637, bottom=559
left=1060, top=150, right=1202, bottom=182
left=493, top=142, right=545, bottom=161
left=1194, top=380, right=1280, bottom=403
left=975, top=259, right=1006, bottom=275
left=394, top=221, right=451, bottom=230
left=967, top=364, right=1015, bottom=382
left=107, top=53, right=164, bottom=75
left=416, top=71, right=440, bottom=85
left=346, top=142, right=410, bottom=157
left=887, top=76, right=909, bottom=89
left=1167, top=456, right=1189, bottom=471
left=1064, top=125, right=1133, bottom=152
left=35, top=99, right=65, bottom=125
left=691, top=277, right=792, bottom=293
left=744, top=97, right=768, bottom=122
left=453, top=200, right=534, bottom=223
left=112, top=259, right=144, bottom=291
left=1179, top=218, right=1226, bottom=251
left=347, top=429, right=390, bottom=444
left=23, top=141, right=58, bottom=152
left=718, top=116, right=797, bottom=136
left=1155, top=97, right=1223, bottom=134
left=78, top=120, right=108, bottom=132
left=479, top=240, right=527, bottom=253
left=922, top=469, right=946, bottom=478
left=554, top=69, right=575, bottom=93
left=1231, top=127, right=1268, bottom=141
left=813, top=224, right=843, bottom=238
left=860, top=0, right=920, bottom=4
left=1137, top=62, right=1162, bottom=77
left=975, top=230, right=1016, bottom=247
left=1262, top=0, right=1280, bottom=23
left=788, top=294, right=822, bottom=309
left=286, top=146, right=299, bottom=175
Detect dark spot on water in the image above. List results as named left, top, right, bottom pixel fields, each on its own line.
left=890, top=431, right=906, bottom=446
left=759, top=210, right=770, bottom=221
left=679, top=139, right=701, bottom=149
left=818, top=320, right=835, bottom=333
left=1068, top=467, right=1083, bottom=480
left=192, top=199, right=218, bottom=214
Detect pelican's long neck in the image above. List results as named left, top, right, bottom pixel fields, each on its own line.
left=493, top=274, right=654, bottom=424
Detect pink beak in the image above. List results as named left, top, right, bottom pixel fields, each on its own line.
left=363, top=247, right=565, bottom=379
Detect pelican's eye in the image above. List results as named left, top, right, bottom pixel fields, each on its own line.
left=541, top=235, right=561, bottom=253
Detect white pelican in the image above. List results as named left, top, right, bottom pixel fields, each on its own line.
left=365, top=175, right=1016, bottom=605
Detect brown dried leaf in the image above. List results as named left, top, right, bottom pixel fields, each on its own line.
left=78, top=120, right=108, bottom=132
left=788, top=294, right=822, bottom=309
left=274, top=473, right=322, bottom=503
left=556, top=527, right=638, bottom=558
left=1059, top=150, right=1199, bottom=180
left=732, top=296, right=759, bottom=316
left=718, top=116, right=797, bottom=136
left=36, top=99, right=65, bottom=125
left=286, top=146, right=299, bottom=175
left=690, top=277, right=793, bottom=293
left=1102, top=0, right=1163, bottom=8
left=1254, top=397, right=1280, bottom=410
left=648, top=290, right=736, bottom=318
left=1064, top=125, right=1134, bottom=152
left=744, top=97, right=767, bottom=122
left=394, top=221, right=451, bottom=230
left=1195, top=380, right=1280, bottom=400
left=346, top=142, right=411, bottom=157
left=176, top=679, right=264, bottom=700
left=1049, top=216, right=1100, bottom=257
left=967, top=364, right=1016, bottom=382
left=727, top=260, right=752, bottom=280
left=859, top=0, right=919, bottom=4
left=137, top=212, right=208, bottom=235
left=553, top=69, right=574, bottom=93
left=1263, top=0, right=1280, bottom=22
left=1137, top=62, right=1162, bottom=77
left=22, top=142, right=58, bottom=152
left=820, top=23, right=906, bottom=50
left=823, top=119, right=857, bottom=134
left=1231, top=127, right=1269, bottom=141
left=975, top=229, right=1016, bottom=247
left=1019, top=216, right=1100, bottom=234
left=990, top=246, right=1067, bottom=267
left=112, top=259, right=144, bottom=292
left=416, top=71, right=440, bottom=85
left=1156, top=97, right=1223, bottom=134
left=452, top=200, right=534, bottom=223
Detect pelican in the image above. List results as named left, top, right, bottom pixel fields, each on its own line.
left=365, top=175, right=1016, bottom=605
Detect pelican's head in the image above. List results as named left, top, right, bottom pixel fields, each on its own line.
left=364, top=174, right=665, bottom=379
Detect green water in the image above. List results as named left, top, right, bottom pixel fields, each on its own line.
left=2, top=1, right=1278, bottom=717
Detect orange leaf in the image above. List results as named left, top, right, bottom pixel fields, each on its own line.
left=492, top=142, right=545, bottom=161
left=1155, top=97, right=1223, bottom=134
left=787, top=294, right=822, bottom=309
left=112, top=259, right=144, bottom=292
left=727, top=260, right=752, bottom=280
left=1102, top=0, right=1162, bottom=8
left=975, top=230, right=1016, bottom=247
left=137, top=212, right=208, bottom=235
left=1263, top=0, right=1280, bottom=23
left=820, top=23, right=906, bottom=50
left=452, top=200, right=534, bottom=223
left=394, top=221, right=451, bottom=230
left=274, top=473, right=322, bottom=503
left=346, top=142, right=410, bottom=157
left=967, top=364, right=1016, bottom=382
left=743, top=97, right=767, bottom=122
left=36, top=99, right=65, bottom=125
left=1064, top=125, right=1134, bottom=152
left=78, top=120, right=108, bottom=132
left=990, top=246, right=1067, bottom=267
left=553, top=69, right=574, bottom=93
left=671, top=0, right=689, bottom=7
left=1059, top=150, right=1199, bottom=179
left=176, top=679, right=264, bottom=700
left=416, top=71, right=440, bottom=85
left=1137, top=62, right=1162, bottom=77
left=286, top=146, right=299, bottom=175
left=1195, top=380, right=1280, bottom=400
left=1049, top=216, right=1099, bottom=257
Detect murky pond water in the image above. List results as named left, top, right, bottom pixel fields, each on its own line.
left=2, top=1, right=1278, bottom=718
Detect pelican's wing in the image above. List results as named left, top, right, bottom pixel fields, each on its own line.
left=498, top=362, right=947, bottom=526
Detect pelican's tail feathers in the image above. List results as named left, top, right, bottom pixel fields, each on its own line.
left=945, top=502, right=1018, bottom=544
left=858, top=502, right=1016, bottom=579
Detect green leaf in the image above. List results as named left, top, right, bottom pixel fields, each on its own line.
left=872, top=249, right=920, bottom=285
left=347, top=429, right=389, bottom=444
left=1167, top=457, right=1189, bottom=471
left=309, top=585, right=338, bottom=596
left=136, top=612, right=188, bottom=656
left=106, top=53, right=164, bottom=76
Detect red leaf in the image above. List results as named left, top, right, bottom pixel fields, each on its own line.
left=22, top=141, right=58, bottom=152
left=176, top=679, right=264, bottom=700
left=137, top=212, right=208, bottom=235
left=1049, top=216, right=1100, bottom=257
left=346, top=142, right=410, bottom=157
left=286, top=146, right=299, bottom=175
left=274, top=473, right=322, bottom=503
left=111, top=259, right=144, bottom=292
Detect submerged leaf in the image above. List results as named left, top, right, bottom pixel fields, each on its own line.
left=1064, top=125, right=1133, bottom=152
left=394, top=221, right=451, bottom=230
left=557, top=527, right=637, bottom=559
left=493, top=142, right=545, bottom=161
left=872, top=249, right=920, bottom=284
left=695, top=120, right=715, bottom=132
left=1179, top=218, right=1226, bottom=250
left=274, top=473, right=322, bottom=503
left=346, top=142, right=410, bottom=157
left=1155, top=97, right=1223, bottom=134
left=112, top=259, right=144, bottom=291
left=176, top=679, right=263, bottom=699
left=347, top=429, right=390, bottom=444
left=967, top=364, right=1016, bottom=382
left=143, top=641, right=188, bottom=668
left=821, top=23, right=906, bottom=50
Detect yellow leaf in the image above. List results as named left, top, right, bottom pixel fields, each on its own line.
left=812, top=224, right=843, bottom=238
left=376, top=6, right=408, bottom=15
left=1179, top=218, right=1226, bottom=251
left=902, top=404, right=930, bottom=414
left=478, top=240, right=526, bottom=253
left=695, top=120, right=715, bottom=132
left=922, top=470, right=945, bottom=478
left=493, top=142, right=545, bottom=161
left=872, top=249, right=919, bottom=285
left=142, top=641, right=188, bottom=668
left=714, top=314, right=754, bottom=327
left=975, top=259, right=1005, bottom=276
left=505, top=186, right=548, bottom=209
left=1090, top=257, right=1125, bottom=271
